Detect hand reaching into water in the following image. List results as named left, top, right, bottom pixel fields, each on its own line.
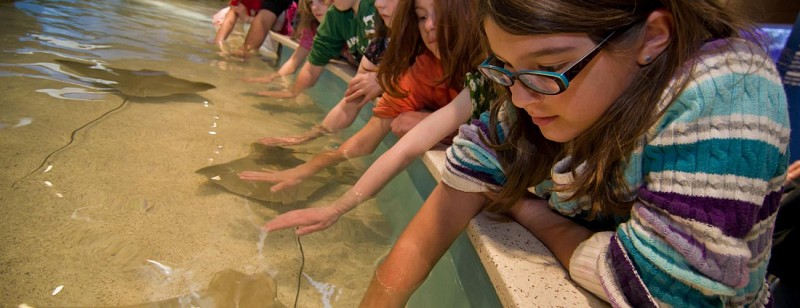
left=257, top=89, right=298, bottom=98
left=216, top=40, right=229, bottom=55
left=242, top=73, right=281, bottom=84
left=257, top=135, right=316, bottom=147
left=264, top=206, right=343, bottom=235
left=344, top=71, right=382, bottom=106
left=228, top=45, right=256, bottom=60
left=257, top=125, right=328, bottom=147
left=238, top=166, right=312, bottom=192
left=264, top=189, right=364, bottom=235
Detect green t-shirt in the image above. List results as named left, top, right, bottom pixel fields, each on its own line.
left=307, top=0, right=376, bottom=66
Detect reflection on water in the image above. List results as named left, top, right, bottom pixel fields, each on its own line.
left=0, top=0, right=393, bottom=307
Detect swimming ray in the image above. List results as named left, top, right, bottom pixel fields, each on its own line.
left=55, top=59, right=215, bottom=97
left=10, top=59, right=216, bottom=188
left=114, top=269, right=286, bottom=308
left=196, top=143, right=330, bottom=204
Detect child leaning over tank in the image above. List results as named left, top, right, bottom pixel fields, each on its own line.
left=239, top=0, right=490, bottom=236
left=359, top=0, right=790, bottom=307
left=252, top=0, right=397, bottom=147
left=213, top=0, right=297, bottom=57
left=255, top=0, right=377, bottom=99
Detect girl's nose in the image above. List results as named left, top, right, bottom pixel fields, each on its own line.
left=509, top=83, right=544, bottom=109
left=425, top=13, right=436, bottom=32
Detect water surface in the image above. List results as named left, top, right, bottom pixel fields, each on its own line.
left=0, top=1, right=393, bottom=306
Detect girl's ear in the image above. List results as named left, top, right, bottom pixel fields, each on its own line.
left=637, top=9, right=672, bottom=65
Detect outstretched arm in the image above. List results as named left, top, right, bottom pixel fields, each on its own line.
left=239, top=116, right=393, bottom=191
left=257, top=94, right=362, bottom=147
left=214, top=7, right=239, bottom=54
left=318, top=57, right=382, bottom=131
left=257, top=59, right=383, bottom=145
left=257, top=61, right=325, bottom=98
left=243, top=46, right=311, bottom=83
left=343, top=57, right=383, bottom=105
left=239, top=9, right=278, bottom=57
left=359, top=183, right=486, bottom=307
left=264, top=90, right=473, bottom=234
left=508, top=197, right=593, bottom=269
left=349, top=90, right=470, bottom=199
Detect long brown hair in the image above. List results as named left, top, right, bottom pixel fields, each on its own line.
left=378, top=0, right=485, bottom=98
left=480, top=0, right=758, bottom=216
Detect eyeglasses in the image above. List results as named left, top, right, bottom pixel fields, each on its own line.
left=478, top=31, right=617, bottom=95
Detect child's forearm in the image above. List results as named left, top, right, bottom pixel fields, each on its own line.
left=324, top=147, right=418, bottom=218
left=278, top=47, right=310, bottom=76
left=297, top=150, right=348, bottom=179
left=214, top=9, right=238, bottom=44
left=351, top=90, right=472, bottom=201
left=360, top=183, right=486, bottom=307
left=334, top=90, right=474, bottom=218
left=292, top=63, right=325, bottom=95
left=509, top=198, right=593, bottom=269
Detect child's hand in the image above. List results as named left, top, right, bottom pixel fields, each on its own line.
left=237, top=168, right=307, bottom=192
left=258, top=125, right=327, bottom=146
left=242, top=73, right=281, bottom=84
left=258, top=135, right=314, bottom=147
left=216, top=40, right=228, bottom=55
left=263, top=206, right=342, bottom=235
left=785, top=160, right=800, bottom=185
left=344, top=71, right=382, bottom=105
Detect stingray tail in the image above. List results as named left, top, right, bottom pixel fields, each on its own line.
left=10, top=97, right=129, bottom=188
left=294, top=233, right=304, bottom=308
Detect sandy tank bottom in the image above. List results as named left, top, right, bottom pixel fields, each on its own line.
left=0, top=47, right=394, bottom=307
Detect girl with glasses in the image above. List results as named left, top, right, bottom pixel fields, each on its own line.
left=361, top=0, right=789, bottom=307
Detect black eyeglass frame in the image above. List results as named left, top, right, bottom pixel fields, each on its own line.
left=478, top=31, right=618, bottom=95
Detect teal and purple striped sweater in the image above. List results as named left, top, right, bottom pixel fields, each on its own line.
left=442, top=38, right=789, bottom=307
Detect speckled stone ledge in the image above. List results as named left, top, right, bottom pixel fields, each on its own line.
left=270, top=32, right=608, bottom=307
left=422, top=147, right=608, bottom=308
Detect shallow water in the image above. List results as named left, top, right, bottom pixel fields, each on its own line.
left=0, top=0, right=395, bottom=306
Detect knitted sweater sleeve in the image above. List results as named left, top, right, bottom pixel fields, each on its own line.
left=441, top=110, right=507, bottom=192
left=590, top=40, right=790, bottom=307
left=441, top=39, right=790, bottom=307
left=440, top=72, right=502, bottom=191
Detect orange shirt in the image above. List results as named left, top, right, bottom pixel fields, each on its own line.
left=372, top=50, right=460, bottom=118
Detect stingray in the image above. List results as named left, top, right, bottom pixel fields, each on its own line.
left=196, top=143, right=330, bottom=204
left=115, top=269, right=286, bottom=308
left=54, top=59, right=215, bottom=97
left=11, top=59, right=216, bottom=188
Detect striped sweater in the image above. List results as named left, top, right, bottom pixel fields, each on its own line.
left=442, top=38, right=790, bottom=307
